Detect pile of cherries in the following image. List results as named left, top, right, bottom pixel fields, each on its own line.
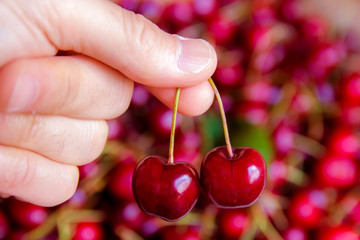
left=1, top=0, right=360, bottom=239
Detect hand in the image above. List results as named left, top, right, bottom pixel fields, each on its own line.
left=0, top=0, right=217, bottom=206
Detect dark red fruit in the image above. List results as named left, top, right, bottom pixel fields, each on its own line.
left=316, top=225, right=359, bottom=240
left=9, top=199, right=49, bottom=228
left=0, top=210, right=8, bottom=239
left=315, top=154, right=357, bottom=188
left=283, top=227, right=307, bottom=240
left=154, top=225, right=201, bottom=240
left=73, top=222, right=104, bottom=240
left=287, top=189, right=327, bottom=229
left=132, top=156, right=200, bottom=221
left=216, top=208, right=249, bottom=239
left=200, top=147, right=267, bottom=208
left=108, top=159, right=136, bottom=201
left=326, top=127, right=360, bottom=157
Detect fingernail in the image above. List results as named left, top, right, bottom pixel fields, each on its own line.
left=178, top=37, right=212, bottom=73
left=7, top=73, right=38, bottom=112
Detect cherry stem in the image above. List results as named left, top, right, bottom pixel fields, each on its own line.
left=208, top=78, right=234, bottom=158
left=169, top=88, right=181, bottom=164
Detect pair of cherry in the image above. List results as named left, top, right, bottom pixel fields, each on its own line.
left=132, top=79, right=267, bottom=221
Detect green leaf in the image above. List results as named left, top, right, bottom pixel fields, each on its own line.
left=231, top=120, right=274, bottom=165
left=199, top=111, right=224, bottom=153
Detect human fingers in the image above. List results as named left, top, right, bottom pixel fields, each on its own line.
left=147, top=81, right=215, bottom=116
left=0, top=145, right=79, bottom=207
left=0, top=113, right=108, bottom=166
left=0, top=56, right=133, bottom=119
left=2, top=0, right=217, bottom=88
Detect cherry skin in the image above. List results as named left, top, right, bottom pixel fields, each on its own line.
left=0, top=210, right=8, bottom=240
left=315, top=154, right=357, bottom=189
left=132, top=155, right=200, bottom=221
left=287, top=189, right=327, bottom=229
left=216, top=208, right=249, bottom=239
left=73, top=222, right=104, bottom=240
left=8, top=199, right=49, bottom=229
left=316, top=226, right=359, bottom=240
left=108, top=159, right=136, bottom=201
left=200, top=147, right=267, bottom=208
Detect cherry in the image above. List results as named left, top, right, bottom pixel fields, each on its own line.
left=201, top=146, right=266, bottom=208
left=287, top=189, right=327, bottom=229
left=106, top=118, right=125, bottom=140
left=166, top=2, right=195, bottom=26
left=301, top=16, right=328, bottom=42
left=200, top=79, right=266, bottom=208
left=193, top=0, right=217, bottom=19
left=132, top=155, right=200, bottom=221
left=79, top=160, right=100, bottom=180
left=133, top=88, right=200, bottom=221
left=8, top=199, right=49, bottom=229
left=0, top=210, right=8, bottom=240
left=216, top=208, right=249, bottom=239
left=326, top=127, right=360, bottom=157
left=316, top=226, right=359, bottom=240
left=153, top=225, right=201, bottom=240
left=208, top=15, right=237, bottom=44
left=131, top=84, right=151, bottom=107
left=342, top=73, right=360, bottom=104
left=111, top=201, right=155, bottom=236
left=283, top=227, right=307, bottom=240
left=108, top=158, right=136, bottom=201
left=236, top=102, right=268, bottom=126
left=273, top=123, right=295, bottom=155
left=315, top=154, right=357, bottom=188
left=150, top=103, right=181, bottom=138
left=117, top=0, right=139, bottom=12
left=73, top=222, right=104, bottom=240
left=214, top=62, right=244, bottom=88
left=138, top=0, right=164, bottom=23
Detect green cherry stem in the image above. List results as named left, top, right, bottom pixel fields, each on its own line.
left=208, top=78, right=234, bottom=158
left=169, top=88, right=181, bottom=164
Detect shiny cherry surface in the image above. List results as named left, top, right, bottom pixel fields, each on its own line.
left=132, top=156, right=200, bottom=221
left=200, top=147, right=266, bottom=208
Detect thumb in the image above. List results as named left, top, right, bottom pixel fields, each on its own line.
left=1, top=0, right=217, bottom=88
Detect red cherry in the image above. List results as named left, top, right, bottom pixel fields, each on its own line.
left=216, top=208, right=249, bottom=239
left=108, top=159, right=136, bottom=201
left=315, top=154, right=357, bottom=188
left=132, top=156, right=200, bottom=221
left=154, top=225, right=201, bottom=240
left=342, top=73, right=360, bottom=104
left=79, top=160, right=100, bottom=180
left=236, top=101, right=268, bottom=126
left=283, top=227, right=307, bottom=240
left=200, top=147, right=267, bottom=208
left=0, top=210, right=8, bottom=240
left=208, top=15, right=237, bottom=44
left=287, top=189, right=327, bottom=229
left=316, top=225, right=359, bottom=240
left=326, top=127, right=360, bottom=157
left=73, top=222, right=104, bottom=240
left=150, top=104, right=181, bottom=138
left=8, top=199, right=49, bottom=228
left=193, top=0, right=217, bottom=18
left=111, top=201, right=155, bottom=236
left=106, top=118, right=125, bottom=140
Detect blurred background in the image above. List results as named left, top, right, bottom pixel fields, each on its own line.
left=1, top=0, right=360, bottom=239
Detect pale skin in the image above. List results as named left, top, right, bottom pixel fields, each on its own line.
left=0, top=0, right=217, bottom=207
